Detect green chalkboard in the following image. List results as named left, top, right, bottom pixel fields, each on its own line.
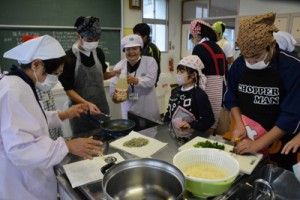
left=0, top=0, right=121, bottom=27
left=0, top=0, right=122, bottom=72
left=0, top=28, right=121, bottom=71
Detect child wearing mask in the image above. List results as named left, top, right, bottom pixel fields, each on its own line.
left=59, top=16, right=121, bottom=136
left=164, top=55, right=215, bottom=138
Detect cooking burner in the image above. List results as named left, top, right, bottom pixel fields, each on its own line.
left=104, top=156, right=117, bottom=164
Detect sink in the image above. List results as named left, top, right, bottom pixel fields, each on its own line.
left=219, top=164, right=300, bottom=200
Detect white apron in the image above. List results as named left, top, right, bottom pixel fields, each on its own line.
left=0, top=76, right=68, bottom=200
left=110, top=56, right=161, bottom=122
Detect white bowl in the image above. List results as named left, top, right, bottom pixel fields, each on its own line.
left=173, top=148, right=240, bottom=183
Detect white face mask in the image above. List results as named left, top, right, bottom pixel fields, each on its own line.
left=82, top=40, right=99, bottom=52
left=176, top=74, right=186, bottom=86
left=34, top=72, right=59, bottom=92
left=245, top=51, right=270, bottom=70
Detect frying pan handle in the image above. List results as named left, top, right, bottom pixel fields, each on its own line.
left=88, top=113, right=105, bottom=124
left=101, top=162, right=115, bottom=174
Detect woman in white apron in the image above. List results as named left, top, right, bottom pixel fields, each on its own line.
left=110, top=34, right=160, bottom=122
left=0, top=35, right=102, bottom=200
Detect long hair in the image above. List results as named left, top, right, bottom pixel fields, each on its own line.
left=200, top=24, right=217, bottom=42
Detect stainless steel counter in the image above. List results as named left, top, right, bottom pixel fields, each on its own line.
left=55, top=123, right=263, bottom=200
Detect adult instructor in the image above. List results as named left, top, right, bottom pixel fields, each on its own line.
left=0, top=35, right=102, bottom=200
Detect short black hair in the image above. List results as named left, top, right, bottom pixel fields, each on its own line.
left=133, top=23, right=151, bottom=37
left=43, top=56, right=66, bottom=74
left=20, top=56, right=66, bottom=74
left=221, top=23, right=226, bottom=34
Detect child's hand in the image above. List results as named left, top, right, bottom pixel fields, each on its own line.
left=178, top=121, right=191, bottom=130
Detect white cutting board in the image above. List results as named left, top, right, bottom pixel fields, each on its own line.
left=178, top=136, right=263, bottom=175
left=110, top=131, right=168, bottom=158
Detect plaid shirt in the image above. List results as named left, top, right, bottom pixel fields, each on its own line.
left=36, top=89, right=63, bottom=140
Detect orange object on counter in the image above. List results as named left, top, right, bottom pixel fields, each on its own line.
left=223, top=116, right=235, bottom=141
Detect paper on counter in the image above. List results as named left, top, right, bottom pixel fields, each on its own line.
left=110, top=131, right=168, bottom=158
left=63, top=152, right=124, bottom=188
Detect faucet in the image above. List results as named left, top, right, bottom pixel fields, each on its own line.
left=252, top=179, right=275, bottom=200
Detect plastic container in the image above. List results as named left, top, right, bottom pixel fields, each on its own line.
left=114, top=70, right=128, bottom=102
left=173, top=148, right=240, bottom=198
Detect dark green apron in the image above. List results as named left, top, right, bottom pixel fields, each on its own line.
left=70, top=48, right=109, bottom=136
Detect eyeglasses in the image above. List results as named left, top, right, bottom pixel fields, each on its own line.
left=124, top=47, right=140, bottom=52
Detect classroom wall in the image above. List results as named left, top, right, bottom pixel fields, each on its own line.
left=167, top=0, right=182, bottom=83
left=239, top=0, right=300, bottom=16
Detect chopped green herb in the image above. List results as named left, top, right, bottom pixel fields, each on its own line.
left=193, top=140, right=225, bottom=150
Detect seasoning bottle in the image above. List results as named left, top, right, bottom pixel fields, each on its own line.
left=114, top=69, right=128, bottom=102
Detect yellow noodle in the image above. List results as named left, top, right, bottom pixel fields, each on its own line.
left=184, top=163, right=228, bottom=180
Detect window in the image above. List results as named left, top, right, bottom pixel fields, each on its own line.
left=183, top=0, right=209, bottom=20
left=143, top=0, right=168, bottom=52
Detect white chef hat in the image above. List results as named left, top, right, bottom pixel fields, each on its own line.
left=3, top=35, right=65, bottom=64
left=178, top=55, right=207, bottom=90
left=273, top=31, right=297, bottom=52
left=121, top=34, right=143, bottom=49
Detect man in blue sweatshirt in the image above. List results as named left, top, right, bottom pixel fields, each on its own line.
left=224, top=12, right=300, bottom=170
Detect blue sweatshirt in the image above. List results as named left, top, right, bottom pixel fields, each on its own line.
left=224, top=47, right=300, bottom=134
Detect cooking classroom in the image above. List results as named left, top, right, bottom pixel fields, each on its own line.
left=1, top=0, right=300, bottom=199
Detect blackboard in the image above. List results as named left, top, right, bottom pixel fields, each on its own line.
left=0, top=0, right=121, bottom=27
left=0, top=0, right=122, bottom=71
left=0, top=28, right=121, bottom=71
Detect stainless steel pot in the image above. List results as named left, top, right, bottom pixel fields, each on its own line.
left=102, top=158, right=186, bottom=200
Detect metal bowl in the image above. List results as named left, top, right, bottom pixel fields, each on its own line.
left=102, top=158, right=185, bottom=200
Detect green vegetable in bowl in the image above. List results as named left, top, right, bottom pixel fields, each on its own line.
left=193, top=140, right=225, bottom=150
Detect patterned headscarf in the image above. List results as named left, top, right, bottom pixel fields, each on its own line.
left=178, top=55, right=207, bottom=90
left=76, top=16, right=101, bottom=38
left=236, top=12, right=279, bottom=57
left=190, top=20, right=212, bottom=35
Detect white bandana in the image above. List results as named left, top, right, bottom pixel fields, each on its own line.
left=4, top=35, right=65, bottom=64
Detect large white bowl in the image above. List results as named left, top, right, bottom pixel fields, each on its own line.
left=173, top=148, right=240, bottom=198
